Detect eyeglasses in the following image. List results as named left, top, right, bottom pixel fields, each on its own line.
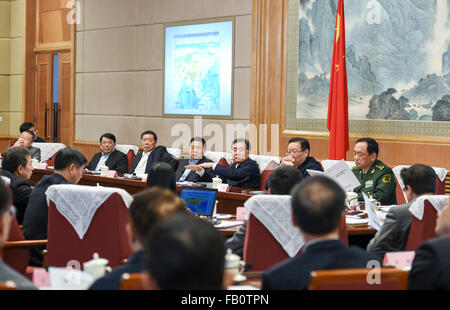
left=19, top=136, right=32, bottom=141
left=285, top=149, right=304, bottom=156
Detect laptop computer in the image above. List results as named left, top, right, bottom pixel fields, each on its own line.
left=180, top=187, right=218, bottom=217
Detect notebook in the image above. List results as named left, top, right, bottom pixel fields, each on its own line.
left=180, top=187, right=218, bottom=217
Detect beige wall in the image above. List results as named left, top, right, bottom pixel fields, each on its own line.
left=0, top=0, right=24, bottom=136
left=76, top=0, right=252, bottom=152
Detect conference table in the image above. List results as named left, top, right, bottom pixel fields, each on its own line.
left=29, top=169, right=377, bottom=236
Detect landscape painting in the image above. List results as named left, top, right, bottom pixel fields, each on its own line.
left=297, top=0, right=450, bottom=123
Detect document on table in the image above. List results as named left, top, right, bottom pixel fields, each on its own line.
left=307, top=159, right=361, bottom=192
left=214, top=220, right=244, bottom=228
left=363, top=193, right=382, bottom=231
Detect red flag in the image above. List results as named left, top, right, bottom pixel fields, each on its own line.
left=327, top=0, right=349, bottom=160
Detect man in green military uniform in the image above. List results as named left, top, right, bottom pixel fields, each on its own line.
left=351, top=137, right=397, bottom=205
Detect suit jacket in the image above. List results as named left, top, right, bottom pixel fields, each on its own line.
left=262, top=239, right=380, bottom=290
left=408, top=236, right=450, bottom=290
left=22, top=173, right=71, bottom=266
left=0, top=170, right=32, bottom=225
left=89, top=250, right=144, bottom=290
left=29, top=146, right=41, bottom=162
left=298, top=156, right=323, bottom=178
left=0, top=260, right=36, bottom=290
left=129, top=145, right=178, bottom=174
left=210, top=158, right=261, bottom=189
left=87, top=149, right=129, bottom=174
left=225, top=221, right=247, bottom=258
left=175, top=156, right=213, bottom=182
left=366, top=201, right=414, bottom=260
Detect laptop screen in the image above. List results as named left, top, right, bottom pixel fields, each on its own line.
left=180, top=188, right=218, bottom=217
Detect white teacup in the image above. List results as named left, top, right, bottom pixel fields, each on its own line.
left=31, top=158, right=39, bottom=168
left=100, top=165, right=109, bottom=176
left=224, top=249, right=245, bottom=281
left=83, top=253, right=112, bottom=280
left=346, top=191, right=358, bottom=209
left=212, top=176, right=222, bottom=189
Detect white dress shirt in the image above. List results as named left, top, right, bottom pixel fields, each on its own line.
left=134, top=151, right=151, bottom=174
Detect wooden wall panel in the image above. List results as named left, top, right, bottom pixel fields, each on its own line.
left=251, top=0, right=450, bottom=170
left=72, top=141, right=100, bottom=164
left=58, top=52, right=71, bottom=145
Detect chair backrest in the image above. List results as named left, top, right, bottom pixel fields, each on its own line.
left=204, top=151, right=232, bottom=167
left=308, top=267, right=409, bottom=290
left=46, top=193, right=132, bottom=268
left=243, top=213, right=296, bottom=272
left=405, top=200, right=438, bottom=251
left=32, top=142, right=66, bottom=163
left=116, top=145, right=138, bottom=172
left=120, top=273, right=144, bottom=290
left=3, top=217, right=29, bottom=275
left=166, top=148, right=181, bottom=160
left=259, top=160, right=279, bottom=191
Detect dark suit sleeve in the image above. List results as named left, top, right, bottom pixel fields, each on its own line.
left=87, top=153, right=99, bottom=171
left=162, top=149, right=179, bottom=171
left=224, top=222, right=246, bottom=257
left=261, top=272, right=274, bottom=290
left=112, top=151, right=129, bottom=174
left=128, top=153, right=141, bottom=174
left=408, top=241, right=439, bottom=290
left=213, top=161, right=259, bottom=182
left=13, top=182, right=32, bottom=208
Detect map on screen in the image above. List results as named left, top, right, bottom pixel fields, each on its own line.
left=164, top=20, right=233, bottom=116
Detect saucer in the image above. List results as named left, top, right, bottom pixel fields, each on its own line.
left=234, top=274, right=247, bottom=282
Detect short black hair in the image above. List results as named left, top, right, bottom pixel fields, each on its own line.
left=291, top=176, right=346, bottom=235
left=19, top=122, right=34, bottom=133
left=356, top=137, right=379, bottom=156
left=129, top=187, right=185, bottom=244
left=100, top=133, right=116, bottom=144
left=22, top=130, right=36, bottom=142
left=232, top=138, right=250, bottom=151
left=146, top=162, right=176, bottom=192
left=2, top=147, right=31, bottom=173
left=288, top=137, right=310, bottom=152
left=268, top=165, right=303, bottom=195
left=141, top=130, right=157, bottom=141
left=0, top=178, right=11, bottom=214
left=54, top=147, right=88, bottom=171
left=190, top=137, right=206, bottom=147
left=401, top=164, right=436, bottom=195
left=144, top=213, right=226, bottom=289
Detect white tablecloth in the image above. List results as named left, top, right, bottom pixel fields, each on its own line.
left=245, top=195, right=304, bottom=257
left=115, top=144, right=138, bottom=155
left=46, top=184, right=133, bottom=239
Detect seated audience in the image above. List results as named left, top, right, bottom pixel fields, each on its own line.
left=0, top=147, right=33, bottom=224
left=129, top=130, right=178, bottom=174
left=187, top=138, right=260, bottom=189
left=10, top=130, right=41, bottom=162
left=146, top=162, right=177, bottom=192
left=367, top=164, right=436, bottom=260
left=142, top=213, right=233, bottom=290
left=262, top=176, right=379, bottom=290
left=351, top=137, right=397, bottom=205
left=225, top=165, right=302, bottom=257
left=280, top=137, right=323, bottom=178
left=175, top=137, right=213, bottom=183
left=19, top=122, right=45, bottom=143
left=89, top=187, right=186, bottom=290
left=408, top=197, right=450, bottom=290
left=0, top=179, right=36, bottom=289
left=86, top=133, right=128, bottom=174
left=22, top=148, right=87, bottom=266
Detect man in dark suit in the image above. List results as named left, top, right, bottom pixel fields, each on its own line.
left=408, top=197, right=450, bottom=290
left=262, top=176, right=379, bottom=290
left=175, top=137, right=212, bottom=183
left=22, top=148, right=87, bottom=266
left=19, top=122, right=45, bottom=143
left=86, top=133, right=128, bottom=174
left=89, top=188, right=186, bottom=290
left=1, top=147, right=34, bottom=225
left=187, top=138, right=260, bottom=189
left=10, top=130, right=41, bottom=162
left=367, top=164, right=436, bottom=260
left=280, top=137, right=323, bottom=178
left=128, top=130, right=178, bottom=174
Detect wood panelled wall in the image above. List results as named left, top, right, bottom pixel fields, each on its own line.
left=251, top=0, right=450, bottom=170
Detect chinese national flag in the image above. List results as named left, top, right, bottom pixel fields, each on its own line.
left=327, top=0, right=349, bottom=160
